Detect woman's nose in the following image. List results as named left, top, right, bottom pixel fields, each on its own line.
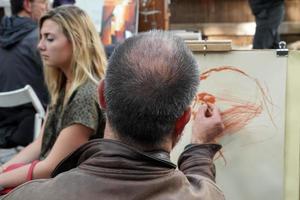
left=37, top=40, right=45, bottom=51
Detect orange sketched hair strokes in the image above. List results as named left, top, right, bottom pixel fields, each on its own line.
left=192, top=66, right=276, bottom=139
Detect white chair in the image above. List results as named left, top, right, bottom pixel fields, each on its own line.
left=0, top=85, right=46, bottom=139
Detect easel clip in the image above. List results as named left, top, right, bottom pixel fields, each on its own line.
left=276, top=41, right=288, bottom=56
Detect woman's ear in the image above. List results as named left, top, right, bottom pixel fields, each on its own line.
left=98, top=80, right=106, bottom=109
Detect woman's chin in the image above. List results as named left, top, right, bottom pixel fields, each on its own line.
left=45, top=63, right=57, bottom=68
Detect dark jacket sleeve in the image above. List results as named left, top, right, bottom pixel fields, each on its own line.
left=178, top=144, right=225, bottom=199
left=178, top=144, right=221, bottom=181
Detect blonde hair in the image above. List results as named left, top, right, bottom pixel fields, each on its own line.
left=39, top=5, right=107, bottom=105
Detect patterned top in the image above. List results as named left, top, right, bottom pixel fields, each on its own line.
left=39, top=80, right=105, bottom=160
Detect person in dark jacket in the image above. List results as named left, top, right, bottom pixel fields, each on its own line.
left=249, top=0, right=285, bottom=49
left=0, top=30, right=225, bottom=200
left=0, top=0, right=49, bottom=147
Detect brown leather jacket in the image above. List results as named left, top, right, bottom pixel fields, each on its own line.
left=1, top=139, right=225, bottom=200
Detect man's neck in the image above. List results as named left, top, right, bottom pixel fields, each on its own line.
left=17, top=10, right=31, bottom=18
left=103, top=123, right=119, bottom=141
left=103, top=122, right=173, bottom=152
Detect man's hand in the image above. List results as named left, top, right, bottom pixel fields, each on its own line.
left=191, top=104, right=224, bottom=144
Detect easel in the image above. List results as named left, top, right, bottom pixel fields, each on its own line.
left=174, top=42, right=300, bottom=200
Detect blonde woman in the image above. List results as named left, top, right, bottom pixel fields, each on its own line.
left=0, top=5, right=106, bottom=193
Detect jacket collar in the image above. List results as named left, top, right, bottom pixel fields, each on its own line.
left=52, top=139, right=176, bottom=177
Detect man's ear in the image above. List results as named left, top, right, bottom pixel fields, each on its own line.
left=174, top=107, right=191, bottom=137
left=98, top=79, right=107, bottom=109
left=23, top=0, right=32, bottom=13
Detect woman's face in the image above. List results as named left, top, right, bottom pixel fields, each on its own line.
left=38, top=19, right=73, bottom=71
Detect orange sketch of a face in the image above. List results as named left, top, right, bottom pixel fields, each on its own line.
left=192, top=66, right=275, bottom=139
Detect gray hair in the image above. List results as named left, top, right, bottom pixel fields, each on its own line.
left=105, top=30, right=199, bottom=148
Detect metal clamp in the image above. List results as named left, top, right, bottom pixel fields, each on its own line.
left=276, top=41, right=288, bottom=56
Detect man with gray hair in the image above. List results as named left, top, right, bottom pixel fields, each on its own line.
left=0, top=31, right=225, bottom=200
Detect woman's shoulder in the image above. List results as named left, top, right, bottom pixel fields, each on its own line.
left=79, top=79, right=98, bottom=93
left=72, top=79, right=99, bottom=101
left=61, top=79, right=101, bottom=122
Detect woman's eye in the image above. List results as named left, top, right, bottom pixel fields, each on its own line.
left=46, top=37, right=54, bottom=42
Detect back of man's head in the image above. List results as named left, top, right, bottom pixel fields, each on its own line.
left=10, top=0, right=47, bottom=21
left=10, top=0, right=28, bottom=15
left=105, top=31, right=199, bottom=149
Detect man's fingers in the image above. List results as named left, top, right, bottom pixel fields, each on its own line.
left=209, top=104, right=222, bottom=118
left=196, top=103, right=222, bottom=121
left=197, top=104, right=208, bottom=118
left=191, top=103, right=225, bottom=144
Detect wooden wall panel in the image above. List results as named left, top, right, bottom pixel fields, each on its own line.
left=169, top=0, right=300, bottom=48
left=170, top=0, right=300, bottom=24
left=170, top=0, right=254, bottom=23
left=285, top=0, right=300, bottom=21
